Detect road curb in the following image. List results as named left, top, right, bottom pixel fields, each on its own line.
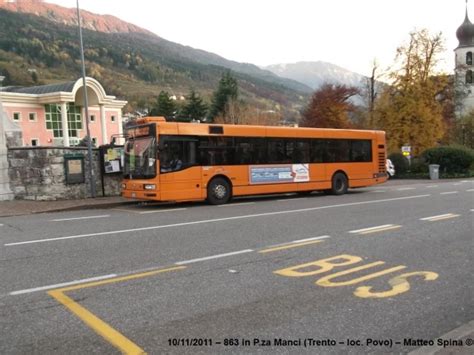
left=408, top=320, right=474, bottom=355
left=0, top=201, right=139, bottom=217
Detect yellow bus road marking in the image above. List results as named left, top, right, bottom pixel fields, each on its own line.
left=349, top=224, right=401, bottom=235
left=5, top=194, right=431, bottom=247
left=259, top=235, right=329, bottom=253
left=48, top=290, right=146, bottom=355
left=440, top=191, right=459, bottom=195
left=259, top=240, right=323, bottom=253
left=9, top=274, right=118, bottom=296
left=50, top=215, right=110, bottom=222
left=47, top=266, right=185, bottom=355
left=175, top=250, right=253, bottom=265
left=139, top=208, right=187, bottom=214
left=56, top=266, right=186, bottom=293
left=358, top=225, right=401, bottom=234
left=420, top=213, right=460, bottom=222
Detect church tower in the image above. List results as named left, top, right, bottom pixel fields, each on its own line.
left=455, top=1, right=474, bottom=115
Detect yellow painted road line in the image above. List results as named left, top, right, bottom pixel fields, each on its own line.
left=358, top=225, right=401, bottom=234
left=420, top=213, right=460, bottom=222
left=259, top=240, right=323, bottom=253
left=48, top=290, right=146, bottom=355
left=349, top=224, right=400, bottom=234
left=48, top=266, right=185, bottom=355
left=56, top=266, right=185, bottom=293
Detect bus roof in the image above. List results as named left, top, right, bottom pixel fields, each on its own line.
left=135, top=116, right=385, bottom=140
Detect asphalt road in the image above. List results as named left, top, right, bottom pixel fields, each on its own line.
left=1, top=179, right=473, bottom=354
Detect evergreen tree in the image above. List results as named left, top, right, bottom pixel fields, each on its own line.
left=179, top=90, right=208, bottom=122
left=208, top=71, right=238, bottom=122
left=150, top=91, right=176, bottom=120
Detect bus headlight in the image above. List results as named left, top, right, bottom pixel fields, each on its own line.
left=121, top=183, right=126, bottom=189
left=144, top=184, right=156, bottom=190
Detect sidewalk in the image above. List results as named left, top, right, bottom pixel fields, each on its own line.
left=0, top=196, right=136, bottom=217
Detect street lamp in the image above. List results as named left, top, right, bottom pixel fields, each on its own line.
left=76, top=0, right=96, bottom=198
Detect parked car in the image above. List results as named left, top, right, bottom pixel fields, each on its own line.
left=386, top=159, right=395, bottom=178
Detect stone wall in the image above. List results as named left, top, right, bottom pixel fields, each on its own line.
left=7, top=147, right=122, bottom=200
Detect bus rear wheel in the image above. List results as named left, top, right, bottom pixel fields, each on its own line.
left=207, top=177, right=231, bottom=205
left=329, top=172, right=348, bottom=195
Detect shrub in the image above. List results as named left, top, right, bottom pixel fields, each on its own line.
left=388, top=152, right=409, bottom=174
left=421, top=146, right=474, bottom=174
left=408, top=156, right=429, bottom=174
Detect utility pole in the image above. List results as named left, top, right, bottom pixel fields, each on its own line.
left=76, top=0, right=96, bottom=197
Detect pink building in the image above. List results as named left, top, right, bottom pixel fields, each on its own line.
left=0, top=77, right=127, bottom=147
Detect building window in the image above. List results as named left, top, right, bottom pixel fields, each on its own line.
left=467, top=52, right=473, bottom=65
left=45, top=103, right=83, bottom=138
left=29, top=112, right=37, bottom=122
left=13, top=112, right=20, bottom=121
left=90, top=115, right=96, bottom=122
left=31, top=139, right=39, bottom=146
left=111, top=115, right=116, bottom=122
left=68, top=112, right=82, bottom=138
left=466, top=70, right=473, bottom=84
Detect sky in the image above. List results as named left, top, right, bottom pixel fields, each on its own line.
left=46, top=0, right=465, bottom=77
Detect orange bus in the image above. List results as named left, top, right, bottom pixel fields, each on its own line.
left=121, top=117, right=388, bottom=204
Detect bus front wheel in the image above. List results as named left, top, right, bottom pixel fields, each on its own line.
left=207, top=177, right=231, bottom=205
left=330, top=172, right=348, bottom=195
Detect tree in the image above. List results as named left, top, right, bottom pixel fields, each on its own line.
left=150, top=91, right=176, bottom=120
left=374, top=29, right=447, bottom=155
left=179, top=90, right=208, bottom=122
left=300, top=83, right=359, bottom=128
left=208, top=71, right=238, bottom=122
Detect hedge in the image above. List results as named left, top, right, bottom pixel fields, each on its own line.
left=421, top=146, right=474, bottom=174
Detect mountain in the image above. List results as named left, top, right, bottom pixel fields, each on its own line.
left=0, top=0, right=153, bottom=35
left=264, top=61, right=367, bottom=90
left=0, top=1, right=312, bottom=119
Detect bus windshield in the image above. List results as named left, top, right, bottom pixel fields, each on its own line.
left=123, top=136, right=157, bottom=179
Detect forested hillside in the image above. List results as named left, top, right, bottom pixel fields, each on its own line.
left=0, top=8, right=310, bottom=118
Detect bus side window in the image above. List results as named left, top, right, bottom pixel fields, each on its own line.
left=311, top=140, right=324, bottom=163
left=294, top=140, right=310, bottom=163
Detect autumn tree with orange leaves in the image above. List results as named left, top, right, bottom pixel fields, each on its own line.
left=374, top=29, right=447, bottom=155
left=300, top=83, right=359, bottom=128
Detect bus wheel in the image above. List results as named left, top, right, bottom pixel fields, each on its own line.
left=207, top=177, right=231, bottom=205
left=330, top=172, right=348, bottom=195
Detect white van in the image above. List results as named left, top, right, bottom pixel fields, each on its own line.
left=386, top=159, right=395, bottom=178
